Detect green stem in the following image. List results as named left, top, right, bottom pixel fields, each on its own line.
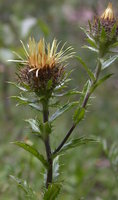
left=53, top=60, right=102, bottom=155
left=43, top=101, right=53, bottom=188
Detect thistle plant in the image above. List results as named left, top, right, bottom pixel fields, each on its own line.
left=9, top=3, right=118, bottom=199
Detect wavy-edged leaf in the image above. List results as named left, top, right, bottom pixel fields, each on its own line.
left=10, top=175, right=38, bottom=200
left=101, top=55, right=118, bottom=70
left=49, top=101, right=79, bottom=122
left=76, top=56, right=95, bottom=81
left=43, top=183, right=61, bottom=200
left=12, top=141, right=48, bottom=168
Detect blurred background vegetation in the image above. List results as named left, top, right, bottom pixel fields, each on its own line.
left=0, top=0, right=118, bottom=199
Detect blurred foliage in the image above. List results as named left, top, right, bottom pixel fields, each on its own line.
left=0, top=0, right=118, bottom=199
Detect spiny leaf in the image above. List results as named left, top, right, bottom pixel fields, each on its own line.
left=80, top=27, right=95, bottom=42
left=8, top=82, right=29, bottom=92
left=49, top=101, right=79, bottom=122
left=12, top=141, right=48, bottom=168
left=43, top=183, right=61, bottom=200
left=11, top=96, right=29, bottom=102
left=79, top=80, right=91, bottom=106
left=53, top=89, right=81, bottom=97
left=100, top=27, right=106, bottom=42
left=54, top=137, right=98, bottom=156
left=111, top=23, right=117, bottom=39
left=82, top=45, right=99, bottom=52
left=25, top=119, right=40, bottom=133
left=110, top=41, right=118, bottom=48
left=53, top=156, right=60, bottom=181
left=86, top=38, right=98, bottom=49
left=54, top=70, right=73, bottom=92
left=28, top=103, right=42, bottom=111
left=90, top=73, right=113, bottom=93
left=10, top=175, right=38, bottom=200
left=12, top=95, right=42, bottom=109
left=39, top=121, right=52, bottom=137
left=101, top=55, right=118, bottom=70
left=73, top=107, right=85, bottom=125
left=76, top=56, right=95, bottom=81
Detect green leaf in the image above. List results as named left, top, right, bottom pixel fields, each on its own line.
left=8, top=82, right=29, bottom=92
left=91, top=73, right=113, bottom=93
left=54, top=70, right=73, bottom=92
left=79, top=80, right=91, bottom=106
left=28, top=103, right=42, bottom=111
left=12, top=94, right=42, bottom=109
left=49, top=100, right=60, bottom=108
left=76, top=56, right=95, bottom=81
left=73, top=107, right=85, bottom=125
left=86, top=38, right=98, bottom=49
left=11, top=96, right=29, bottom=103
left=55, top=137, right=98, bottom=155
left=80, top=27, right=95, bottom=42
left=53, top=156, right=60, bottom=181
left=11, top=96, right=38, bottom=106
left=47, top=79, right=53, bottom=90
left=111, top=23, right=117, bottom=39
left=25, top=119, right=40, bottom=133
left=82, top=45, right=99, bottom=52
left=101, top=55, right=118, bottom=70
left=43, top=183, right=61, bottom=200
left=49, top=101, right=79, bottom=122
left=100, top=27, right=106, bottom=41
left=10, top=175, right=38, bottom=200
left=12, top=141, right=48, bottom=168
left=53, top=89, right=81, bottom=97
left=110, top=41, right=118, bottom=48
left=39, top=122, right=52, bottom=137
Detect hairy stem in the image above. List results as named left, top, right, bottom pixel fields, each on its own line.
left=53, top=61, right=101, bottom=155
left=43, top=101, right=52, bottom=188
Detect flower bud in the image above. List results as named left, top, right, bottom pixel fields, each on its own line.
left=101, top=3, right=114, bottom=20
left=89, top=3, right=118, bottom=56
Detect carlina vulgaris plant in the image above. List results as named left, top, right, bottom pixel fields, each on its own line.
left=9, top=2, right=118, bottom=199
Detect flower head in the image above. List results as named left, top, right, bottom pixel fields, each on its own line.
left=12, top=38, right=74, bottom=96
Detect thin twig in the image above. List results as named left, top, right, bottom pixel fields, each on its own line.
left=53, top=61, right=101, bottom=156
